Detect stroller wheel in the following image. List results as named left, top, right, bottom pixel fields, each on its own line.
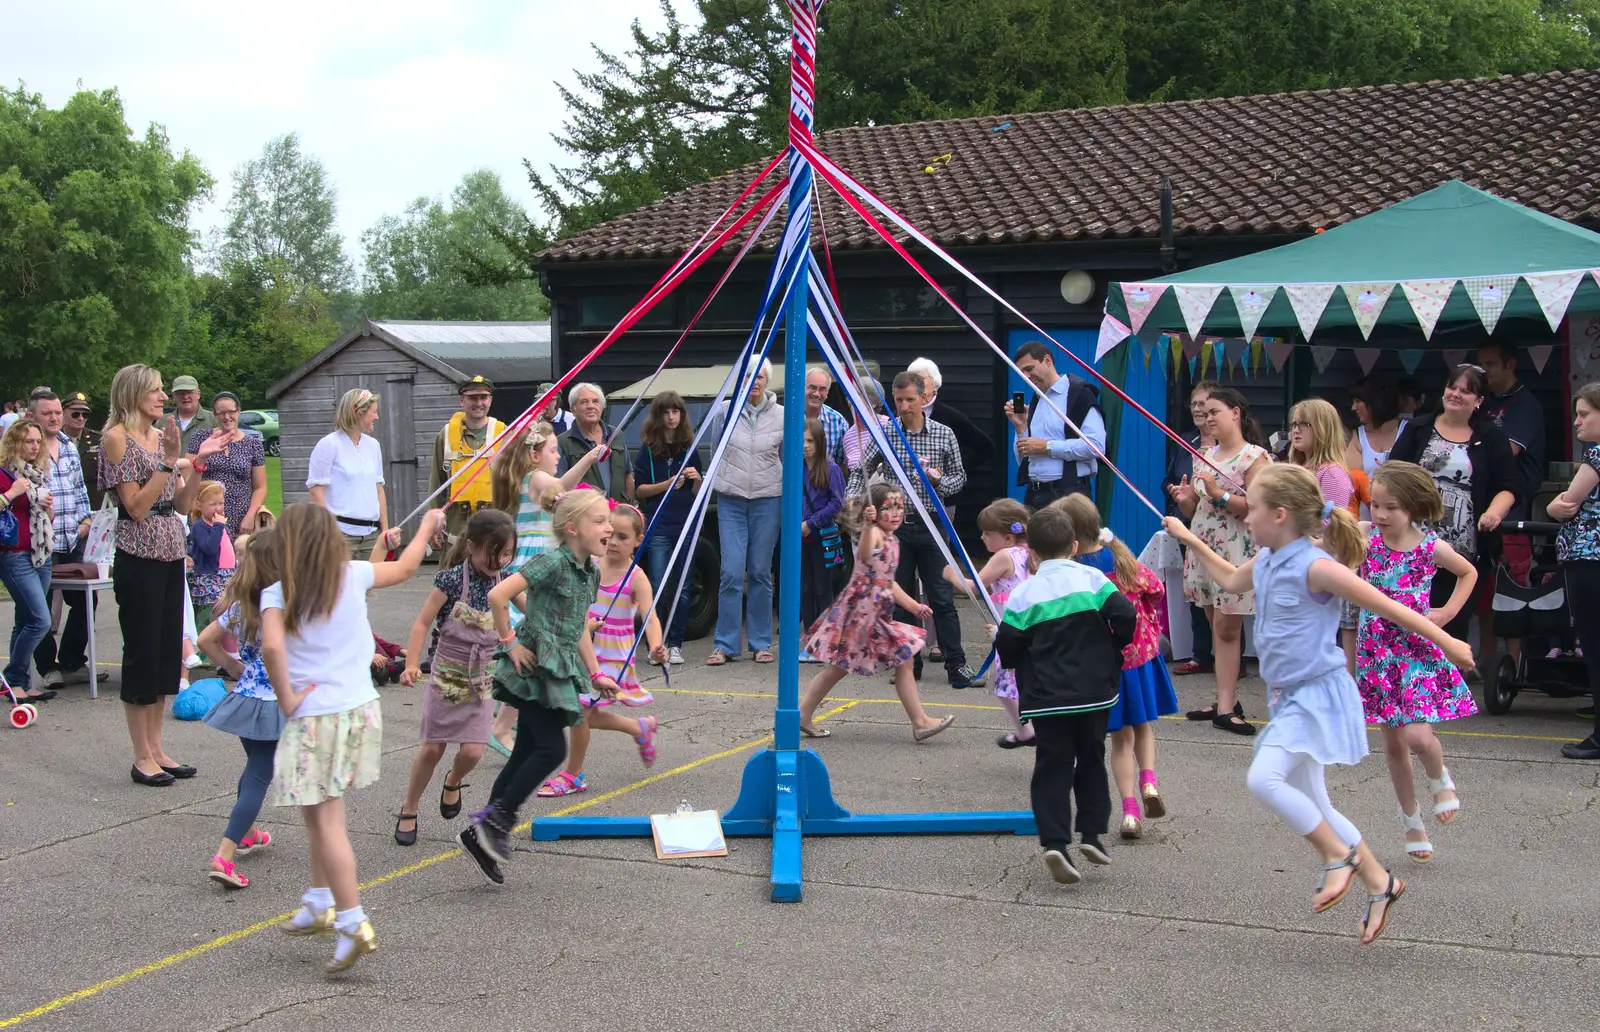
left=1483, top=655, right=1519, bottom=715
left=10, top=703, right=38, bottom=728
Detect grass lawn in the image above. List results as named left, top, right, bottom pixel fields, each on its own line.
left=265, top=456, right=282, bottom=516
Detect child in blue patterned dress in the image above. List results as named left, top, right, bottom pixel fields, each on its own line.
left=1165, top=464, right=1473, bottom=945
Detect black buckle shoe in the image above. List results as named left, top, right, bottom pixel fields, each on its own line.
left=440, top=781, right=467, bottom=820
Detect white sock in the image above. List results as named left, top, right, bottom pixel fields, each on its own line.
left=333, top=907, right=369, bottom=963
left=289, top=887, right=334, bottom=928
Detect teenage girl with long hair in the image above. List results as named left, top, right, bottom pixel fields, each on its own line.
left=632, top=391, right=704, bottom=666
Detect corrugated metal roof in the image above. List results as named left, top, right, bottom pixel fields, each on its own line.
left=371, top=321, right=551, bottom=385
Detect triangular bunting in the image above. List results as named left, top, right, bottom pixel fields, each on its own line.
left=1310, top=345, right=1338, bottom=373
left=1462, top=274, right=1518, bottom=335
left=1249, top=338, right=1262, bottom=375
left=1223, top=338, right=1248, bottom=374
left=1441, top=348, right=1469, bottom=371
left=1398, top=349, right=1424, bottom=375
left=1173, top=284, right=1224, bottom=338
left=1399, top=279, right=1456, bottom=340
left=1265, top=338, right=1293, bottom=372
left=1095, top=313, right=1131, bottom=361
left=1343, top=283, right=1395, bottom=340
left=1121, top=283, right=1169, bottom=336
left=1188, top=354, right=1199, bottom=380
left=1181, top=333, right=1202, bottom=360
left=1354, top=348, right=1381, bottom=375
left=1523, top=271, right=1585, bottom=332
left=1169, top=337, right=1184, bottom=378
left=1283, top=282, right=1338, bottom=340
left=1526, top=344, right=1554, bottom=374
left=1228, top=284, right=1278, bottom=341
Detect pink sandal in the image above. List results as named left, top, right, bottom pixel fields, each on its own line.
left=536, top=771, right=588, bottom=797
left=235, top=828, right=272, bottom=856
left=635, top=716, right=660, bottom=767
left=207, top=856, right=248, bottom=889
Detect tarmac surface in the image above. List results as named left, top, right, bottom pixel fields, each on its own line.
left=1, top=572, right=1597, bottom=1032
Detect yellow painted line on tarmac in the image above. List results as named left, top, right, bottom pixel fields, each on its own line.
left=656, top=687, right=1587, bottom=742
left=0, top=698, right=859, bottom=1029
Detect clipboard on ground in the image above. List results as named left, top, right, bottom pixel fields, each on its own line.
left=649, top=809, right=728, bottom=860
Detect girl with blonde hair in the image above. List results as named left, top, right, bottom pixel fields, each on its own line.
left=264, top=502, right=445, bottom=973
left=1166, top=464, right=1473, bottom=944
left=1286, top=398, right=1355, bottom=511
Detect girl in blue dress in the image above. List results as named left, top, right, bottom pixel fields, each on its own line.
left=1165, top=464, right=1473, bottom=945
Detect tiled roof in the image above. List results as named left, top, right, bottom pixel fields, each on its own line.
left=540, top=69, right=1600, bottom=264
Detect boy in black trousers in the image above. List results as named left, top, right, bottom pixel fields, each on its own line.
left=995, top=506, right=1137, bottom=884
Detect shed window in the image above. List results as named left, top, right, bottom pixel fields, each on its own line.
left=580, top=292, right=675, bottom=329
left=841, top=282, right=954, bottom=324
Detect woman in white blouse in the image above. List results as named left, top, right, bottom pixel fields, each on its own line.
left=307, top=388, right=389, bottom=560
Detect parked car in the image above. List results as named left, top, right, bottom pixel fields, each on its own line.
left=605, top=360, right=873, bottom=641
left=239, top=410, right=280, bottom=456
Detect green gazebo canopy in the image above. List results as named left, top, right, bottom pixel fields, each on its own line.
left=1098, top=181, right=1600, bottom=356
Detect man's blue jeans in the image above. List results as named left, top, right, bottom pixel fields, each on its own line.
left=714, top=494, right=780, bottom=655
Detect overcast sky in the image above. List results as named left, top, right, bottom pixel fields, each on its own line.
left=1, top=0, right=688, bottom=266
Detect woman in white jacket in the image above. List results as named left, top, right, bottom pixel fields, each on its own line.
left=704, top=360, right=784, bottom=665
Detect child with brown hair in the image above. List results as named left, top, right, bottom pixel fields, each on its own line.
left=1166, top=464, right=1473, bottom=944
left=393, top=508, right=518, bottom=846
left=1053, top=494, right=1178, bottom=839
left=943, top=498, right=1034, bottom=747
left=798, top=482, right=954, bottom=742
left=263, top=502, right=445, bottom=974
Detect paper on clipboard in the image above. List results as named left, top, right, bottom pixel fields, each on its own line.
left=649, top=809, right=728, bottom=859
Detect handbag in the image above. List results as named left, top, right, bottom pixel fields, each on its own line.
left=81, top=505, right=117, bottom=566
left=819, top=524, right=845, bottom=569
left=0, top=507, right=16, bottom=548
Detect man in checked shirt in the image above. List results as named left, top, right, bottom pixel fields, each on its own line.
left=848, top=371, right=982, bottom=689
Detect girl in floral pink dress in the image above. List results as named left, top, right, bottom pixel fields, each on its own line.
left=1057, top=495, right=1179, bottom=839
left=944, top=499, right=1034, bottom=748
left=799, top=483, right=954, bottom=743
left=1357, top=462, right=1476, bottom=864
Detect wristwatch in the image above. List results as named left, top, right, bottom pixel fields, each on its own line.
left=1217, top=491, right=1232, bottom=509
left=157, top=462, right=175, bottom=474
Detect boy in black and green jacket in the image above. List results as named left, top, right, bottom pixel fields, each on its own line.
left=994, top=506, right=1137, bottom=885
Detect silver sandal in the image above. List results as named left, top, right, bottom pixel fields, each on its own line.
left=1313, top=845, right=1360, bottom=913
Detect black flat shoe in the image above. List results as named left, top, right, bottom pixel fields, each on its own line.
left=1561, top=737, right=1600, bottom=760
left=1186, top=701, right=1244, bottom=721
left=1212, top=714, right=1257, bottom=736
left=160, top=764, right=198, bottom=779
left=21, top=690, right=57, bottom=702
left=996, top=732, right=1037, bottom=749
left=440, top=780, right=467, bottom=820
left=131, top=766, right=175, bottom=786
left=394, top=812, right=419, bottom=846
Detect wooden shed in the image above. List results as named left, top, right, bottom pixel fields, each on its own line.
left=268, top=319, right=552, bottom=528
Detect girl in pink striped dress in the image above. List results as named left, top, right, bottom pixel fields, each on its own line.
left=536, top=504, right=666, bottom=797
left=945, top=500, right=1035, bottom=748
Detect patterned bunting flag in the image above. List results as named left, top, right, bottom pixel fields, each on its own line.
left=1174, top=284, right=1224, bottom=338
left=1094, top=313, right=1131, bottom=361
left=1121, top=283, right=1169, bottom=336
left=1283, top=282, right=1338, bottom=340
left=1229, top=284, right=1278, bottom=341
left=1398, top=349, right=1424, bottom=375
left=1354, top=348, right=1381, bottom=375
left=1462, top=274, right=1518, bottom=335
left=1264, top=337, right=1293, bottom=372
left=1523, top=271, right=1585, bottom=332
left=1342, top=283, right=1394, bottom=339
left=1526, top=344, right=1554, bottom=374
left=1398, top=279, right=1456, bottom=340
left=1441, top=348, right=1469, bottom=370
left=1310, top=345, right=1338, bottom=373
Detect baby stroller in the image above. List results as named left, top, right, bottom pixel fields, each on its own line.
left=1484, top=521, right=1588, bottom=714
left=2, top=674, right=40, bottom=728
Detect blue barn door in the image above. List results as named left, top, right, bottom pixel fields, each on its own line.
left=1004, top=330, right=1168, bottom=552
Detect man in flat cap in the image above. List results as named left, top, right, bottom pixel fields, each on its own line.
left=168, top=375, right=218, bottom=437
left=429, top=375, right=506, bottom=544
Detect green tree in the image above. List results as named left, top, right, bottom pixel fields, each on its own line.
left=165, top=259, right=339, bottom=409
left=360, top=169, right=548, bottom=321
left=0, top=85, right=211, bottom=393
left=221, top=132, right=351, bottom=294
left=532, top=0, right=1600, bottom=239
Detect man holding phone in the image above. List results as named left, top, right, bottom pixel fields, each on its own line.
left=1005, top=341, right=1106, bottom=509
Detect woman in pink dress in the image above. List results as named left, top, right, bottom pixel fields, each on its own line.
left=798, top=483, right=954, bottom=743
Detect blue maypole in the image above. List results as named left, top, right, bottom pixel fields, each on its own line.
left=531, top=0, right=1036, bottom=904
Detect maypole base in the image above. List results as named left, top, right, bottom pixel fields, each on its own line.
left=530, top=746, right=1037, bottom=902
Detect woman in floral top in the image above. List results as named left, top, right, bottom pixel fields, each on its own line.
left=1168, top=386, right=1271, bottom=736
left=1546, top=383, right=1600, bottom=760
left=99, top=365, right=207, bottom=787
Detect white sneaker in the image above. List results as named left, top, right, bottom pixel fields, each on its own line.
left=39, top=669, right=63, bottom=688
left=667, top=647, right=684, bottom=666
left=184, top=654, right=205, bottom=670
left=1043, top=849, right=1080, bottom=885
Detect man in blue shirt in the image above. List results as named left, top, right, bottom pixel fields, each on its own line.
left=1005, top=341, right=1106, bottom=509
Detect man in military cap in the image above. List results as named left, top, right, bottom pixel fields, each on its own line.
left=429, top=375, right=506, bottom=543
